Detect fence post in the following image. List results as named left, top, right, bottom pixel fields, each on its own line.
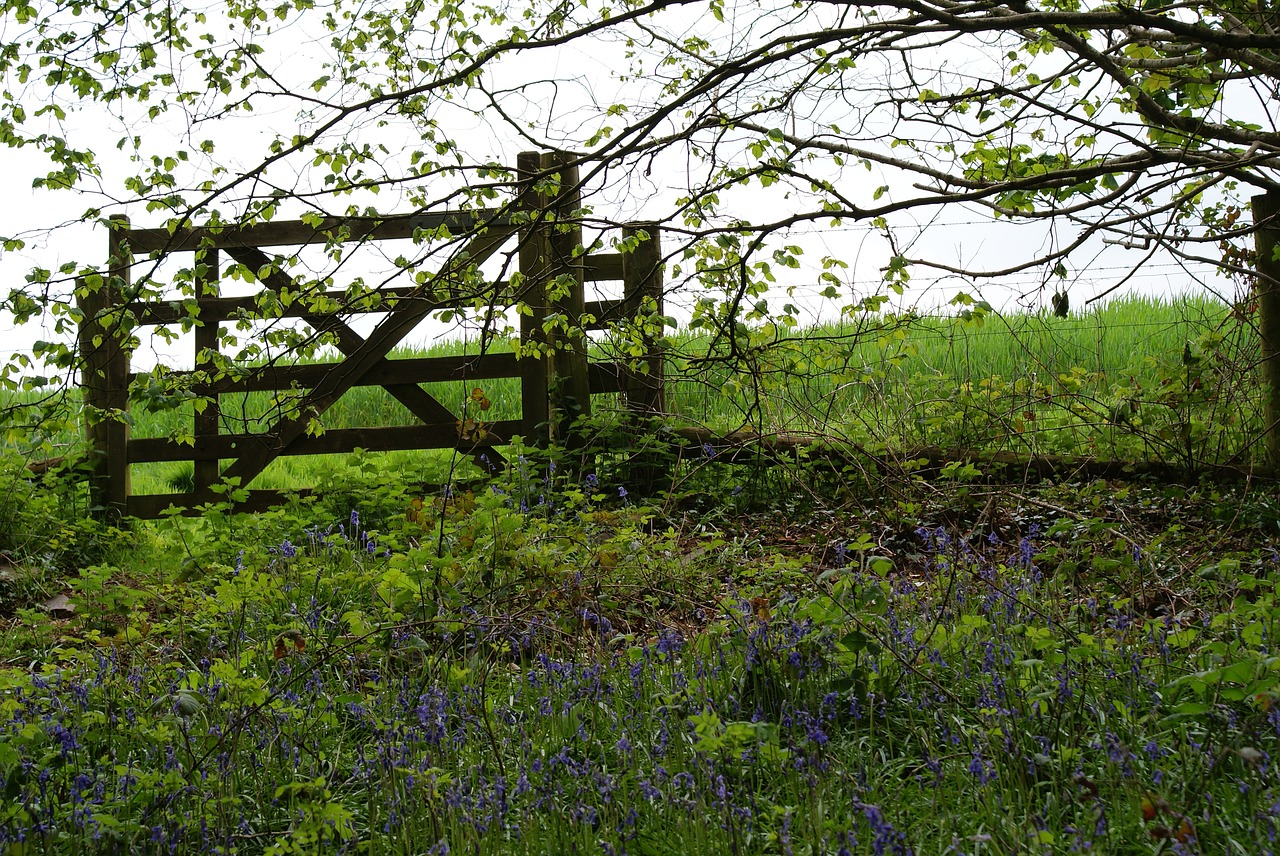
left=516, top=152, right=551, bottom=447
left=621, top=223, right=666, bottom=493
left=193, top=248, right=220, bottom=495
left=542, top=151, right=591, bottom=448
left=621, top=223, right=665, bottom=417
left=78, top=214, right=132, bottom=519
left=1255, top=192, right=1280, bottom=467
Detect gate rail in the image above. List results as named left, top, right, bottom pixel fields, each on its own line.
left=78, top=151, right=664, bottom=518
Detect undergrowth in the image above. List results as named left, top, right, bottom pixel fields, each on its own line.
left=1, top=456, right=1279, bottom=853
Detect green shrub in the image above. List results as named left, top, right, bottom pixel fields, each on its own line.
left=0, top=454, right=134, bottom=572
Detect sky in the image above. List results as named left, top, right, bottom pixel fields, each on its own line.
left=0, top=0, right=1236, bottom=377
left=0, top=148, right=1223, bottom=377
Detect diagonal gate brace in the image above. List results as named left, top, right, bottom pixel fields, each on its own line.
left=194, top=230, right=514, bottom=502
left=227, top=246, right=507, bottom=470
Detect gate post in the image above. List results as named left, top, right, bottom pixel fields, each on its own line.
left=516, top=152, right=551, bottom=447
left=193, top=248, right=221, bottom=495
left=621, top=223, right=665, bottom=418
left=621, top=223, right=666, bottom=493
left=542, top=151, right=591, bottom=448
left=79, top=214, right=133, bottom=519
left=1254, top=191, right=1280, bottom=467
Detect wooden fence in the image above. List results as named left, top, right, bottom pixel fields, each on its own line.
left=77, top=151, right=665, bottom=518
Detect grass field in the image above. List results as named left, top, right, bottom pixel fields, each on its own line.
left=663, top=294, right=1250, bottom=451
left=0, top=293, right=1259, bottom=494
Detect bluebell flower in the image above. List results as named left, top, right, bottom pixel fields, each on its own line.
left=855, top=802, right=912, bottom=855
left=967, top=751, right=990, bottom=783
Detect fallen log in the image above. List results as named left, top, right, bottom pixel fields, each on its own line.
left=668, top=427, right=1279, bottom=484
left=25, top=456, right=67, bottom=476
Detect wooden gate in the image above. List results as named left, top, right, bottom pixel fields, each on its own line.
left=77, top=152, right=665, bottom=518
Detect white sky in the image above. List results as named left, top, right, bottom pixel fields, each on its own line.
left=0, top=1, right=1235, bottom=376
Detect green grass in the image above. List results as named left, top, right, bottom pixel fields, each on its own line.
left=0, top=293, right=1260, bottom=495
left=662, top=294, right=1257, bottom=463
left=663, top=293, right=1239, bottom=419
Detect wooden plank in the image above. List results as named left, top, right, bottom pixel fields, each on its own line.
left=203, top=224, right=518, bottom=497
left=130, top=421, right=524, bottom=463
left=583, top=253, right=623, bottom=282
left=128, top=286, right=463, bottom=325
left=134, top=352, right=520, bottom=394
left=107, top=219, right=133, bottom=517
left=583, top=299, right=626, bottom=330
left=128, top=489, right=314, bottom=519
left=620, top=224, right=665, bottom=494
left=588, top=362, right=629, bottom=394
left=128, top=258, right=611, bottom=325
left=77, top=276, right=112, bottom=514
left=127, top=209, right=515, bottom=254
